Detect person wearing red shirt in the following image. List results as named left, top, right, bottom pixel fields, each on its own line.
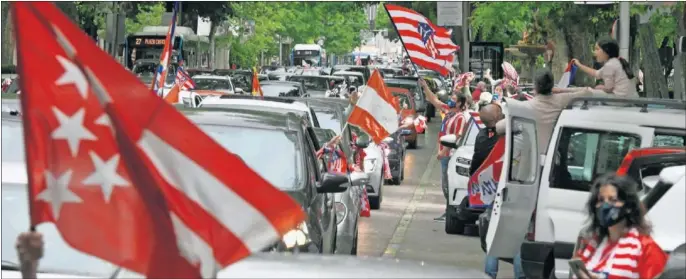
left=419, top=79, right=468, bottom=222
left=574, top=173, right=667, bottom=279
left=472, top=81, right=486, bottom=102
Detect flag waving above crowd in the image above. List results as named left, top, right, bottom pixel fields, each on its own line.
left=384, top=4, right=459, bottom=77
left=13, top=2, right=304, bottom=278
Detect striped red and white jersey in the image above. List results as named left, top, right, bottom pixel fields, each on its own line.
left=577, top=228, right=668, bottom=279
left=438, top=111, right=466, bottom=153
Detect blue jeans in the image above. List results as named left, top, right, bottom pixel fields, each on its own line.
left=440, top=156, right=451, bottom=201
left=485, top=250, right=524, bottom=279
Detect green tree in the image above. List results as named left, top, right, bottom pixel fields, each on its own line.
left=183, top=2, right=234, bottom=68
left=125, top=2, right=166, bottom=35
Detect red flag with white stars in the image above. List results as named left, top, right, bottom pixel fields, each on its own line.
left=13, top=2, right=305, bottom=278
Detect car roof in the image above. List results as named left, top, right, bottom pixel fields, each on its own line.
left=289, top=75, right=341, bottom=80
left=192, top=75, right=231, bottom=80
left=179, top=106, right=305, bottom=131
left=201, top=95, right=310, bottom=112
left=261, top=81, right=301, bottom=86
left=560, top=97, right=686, bottom=129
left=333, top=71, right=363, bottom=76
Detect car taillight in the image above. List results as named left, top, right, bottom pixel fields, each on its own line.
left=526, top=208, right=536, bottom=241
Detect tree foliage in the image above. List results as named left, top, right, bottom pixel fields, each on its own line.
left=125, top=2, right=166, bottom=35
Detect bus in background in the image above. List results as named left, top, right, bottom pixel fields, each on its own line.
left=123, top=26, right=209, bottom=70
left=291, top=44, right=327, bottom=67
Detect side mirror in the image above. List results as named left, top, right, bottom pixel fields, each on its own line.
left=439, top=134, right=459, bottom=149
left=355, top=138, right=370, bottom=149
left=400, top=129, right=412, bottom=136
left=349, top=171, right=369, bottom=186
left=317, top=173, right=349, bottom=193
left=235, top=88, right=244, bottom=94
left=382, top=137, right=394, bottom=144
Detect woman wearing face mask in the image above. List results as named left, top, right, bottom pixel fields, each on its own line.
left=574, top=173, right=668, bottom=279
left=571, top=38, right=638, bottom=98
left=420, top=79, right=468, bottom=221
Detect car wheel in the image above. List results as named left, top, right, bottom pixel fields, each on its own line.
left=407, top=140, right=417, bottom=149
left=445, top=204, right=466, bottom=235
left=370, top=187, right=381, bottom=210
left=351, top=227, right=358, bottom=255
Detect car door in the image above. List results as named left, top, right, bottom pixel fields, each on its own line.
left=539, top=120, right=655, bottom=255
left=485, top=100, right=541, bottom=259
left=305, top=126, right=335, bottom=253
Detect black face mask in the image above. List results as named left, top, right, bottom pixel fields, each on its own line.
left=595, top=202, right=626, bottom=228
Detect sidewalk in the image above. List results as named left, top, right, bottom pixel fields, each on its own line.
left=388, top=155, right=517, bottom=278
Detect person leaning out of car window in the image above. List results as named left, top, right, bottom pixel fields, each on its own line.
left=573, top=173, right=668, bottom=279
left=571, top=38, right=639, bottom=98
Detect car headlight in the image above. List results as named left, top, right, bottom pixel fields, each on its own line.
left=364, top=159, right=377, bottom=172
left=335, top=202, right=346, bottom=225
left=457, top=157, right=471, bottom=165
left=282, top=221, right=310, bottom=249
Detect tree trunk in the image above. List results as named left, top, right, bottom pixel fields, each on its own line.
left=208, top=21, right=217, bottom=69
left=675, top=5, right=686, bottom=100
left=638, top=23, right=669, bottom=99
left=564, top=24, right=595, bottom=87
left=1, top=2, right=12, bottom=65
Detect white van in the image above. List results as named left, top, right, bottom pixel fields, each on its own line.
left=482, top=96, right=686, bottom=279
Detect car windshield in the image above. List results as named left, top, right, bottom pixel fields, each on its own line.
left=289, top=77, right=328, bottom=91
left=132, top=63, right=157, bottom=84
left=194, top=78, right=233, bottom=91
left=386, top=81, right=421, bottom=100
left=336, top=75, right=363, bottom=87
left=2, top=120, right=25, bottom=162
left=262, top=84, right=300, bottom=97
left=232, top=74, right=251, bottom=89
left=459, top=120, right=481, bottom=146
left=313, top=108, right=342, bottom=134
left=199, top=125, right=302, bottom=190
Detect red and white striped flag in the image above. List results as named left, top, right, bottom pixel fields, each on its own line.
left=14, top=3, right=305, bottom=278
left=176, top=65, right=196, bottom=91
left=469, top=112, right=486, bottom=129
left=347, top=70, right=400, bottom=144
left=384, top=4, right=459, bottom=77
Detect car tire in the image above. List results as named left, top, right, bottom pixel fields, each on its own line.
left=351, top=227, right=358, bottom=255
left=370, top=187, right=382, bottom=210
left=445, top=205, right=466, bottom=235
left=407, top=140, right=417, bottom=149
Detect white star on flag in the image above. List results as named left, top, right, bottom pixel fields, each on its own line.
left=82, top=151, right=130, bottom=203
left=51, top=107, right=97, bottom=157
left=36, top=170, right=82, bottom=220
left=55, top=55, right=89, bottom=99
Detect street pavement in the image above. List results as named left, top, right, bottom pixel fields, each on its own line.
left=357, top=119, right=517, bottom=278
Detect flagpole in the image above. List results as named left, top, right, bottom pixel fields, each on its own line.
left=383, top=4, right=421, bottom=76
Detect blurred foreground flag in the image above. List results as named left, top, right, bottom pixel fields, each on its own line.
left=13, top=2, right=304, bottom=278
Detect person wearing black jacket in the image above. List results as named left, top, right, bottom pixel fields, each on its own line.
left=469, top=104, right=502, bottom=176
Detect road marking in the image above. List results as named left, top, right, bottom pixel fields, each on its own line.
left=382, top=140, right=440, bottom=258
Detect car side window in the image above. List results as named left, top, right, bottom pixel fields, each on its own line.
left=509, top=117, right=538, bottom=184
left=302, top=134, right=322, bottom=182
left=310, top=108, right=321, bottom=128
left=551, top=128, right=641, bottom=192
left=653, top=134, right=685, bottom=147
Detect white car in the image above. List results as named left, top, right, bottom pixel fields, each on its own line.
left=176, top=75, right=243, bottom=104
left=348, top=125, right=386, bottom=210
left=440, top=111, right=484, bottom=235
left=481, top=96, right=686, bottom=279
left=195, top=95, right=320, bottom=128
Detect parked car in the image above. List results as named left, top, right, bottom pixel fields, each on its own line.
left=332, top=71, right=366, bottom=88
left=229, top=70, right=254, bottom=92
left=197, top=95, right=321, bottom=129
left=330, top=65, right=371, bottom=83
left=384, top=77, right=432, bottom=123
left=438, top=111, right=483, bottom=235
left=268, top=72, right=293, bottom=81
left=287, top=75, right=343, bottom=97
left=381, top=129, right=410, bottom=185
left=349, top=125, right=386, bottom=209
left=379, top=67, right=403, bottom=79
left=260, top=81, right=308, bottom=97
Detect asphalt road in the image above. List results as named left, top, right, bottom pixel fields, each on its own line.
left=357, top=119, right=517, bottom=278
